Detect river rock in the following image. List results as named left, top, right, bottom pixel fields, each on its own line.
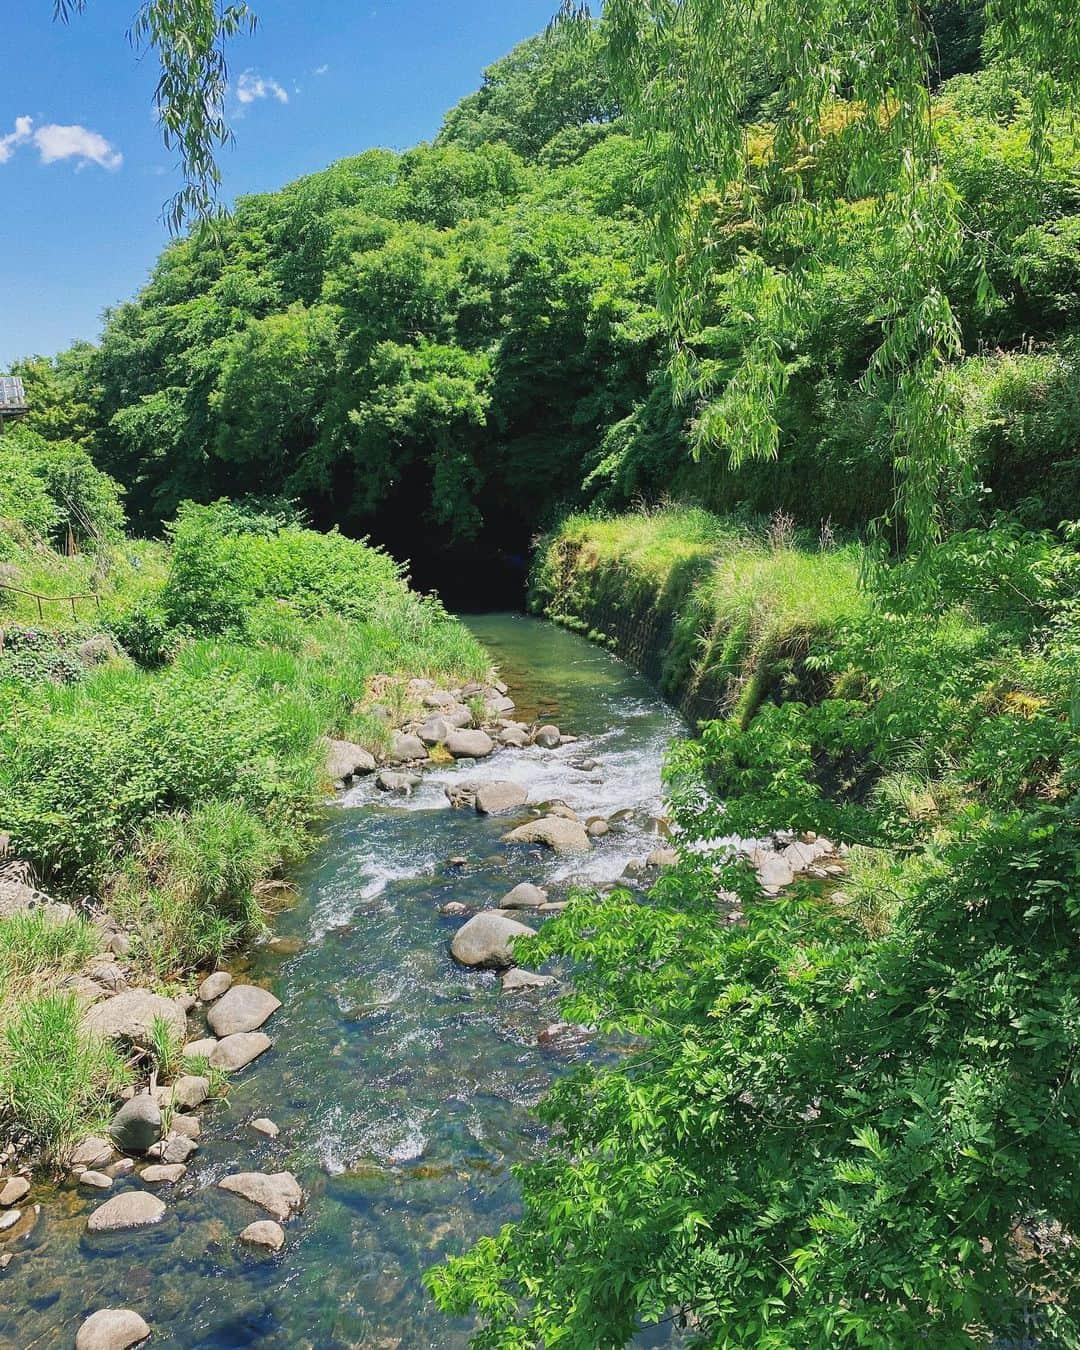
left=104, top=1159, right=135, bottom=1179
left=646, top=847, right=679, bottom=869
left=474, top=782, right=528, bottom=815
left=69, top=1137, right=115, bottom=1170
left=376, top=768, right=421, bottom=794
left=146, top=1132, right=197, bottom=1165
left=79, top=1171, right=114, bottom=1190
left=140, top=1164, right=186, bottom=1184
left=172, top=1074, right=209, bottom=1110
left=421, top=689, right=455, bottom=708
left=109, top=1095, right=161, bottom=1154
left=0, top=1177, right=29, bottom=1206
left=198, top=971, right=232, bottom=1002
left=0, top=1210, right=21, bottom=1232
left=175, top=993, right=197, bottom=1014
left=76, top=1308, right=151, bottom=1350
left=496, top=724, right=529, bottom=747
left=207, top=984, right=280, bottom=1037
left=546, top=802, right=578, bottom=821
left=445, top=782, right=478, bottom=809
left=388, top=732, right=427, bottom=764
left=488, top=694, right=516, bottom=715
left=239, top=1219, right=285, bottom=1253
left=501, top=968, right=556, bottom=992
left=251, top=1118, right=280, bottom=1138
left=218, top=1171, right=302, bottom=1221
left=83, top=990, right=186, bottom=1050
left=439, top=900, right=470, bottom=916
left=85, top=960, right=127, bottom=993
left=585, top=816, right=610, bottom=837
left=170, top=1114, right=201, bottom=1141
left=210, top=1032, right=272, bottom=1072
left=450, top=912, right=536, bottom=969
left=533, top=725, right=561, bottom=749
left=324, top=738, right=376, bottom=783
left=444, top=729, right=494, bottom=759
left=499, top=882, right=548, bottom=909
left=87, top=1191, right=166, bottom=1233
left=538, top=1022, right=592, bottom=1050
left=503, top=816, right=591, bottom=855
left=418, top=715, right=450, bottom=746
left=444, top=704, right=473, bottom=728
left=183, top=1037, right=218, bottom=1060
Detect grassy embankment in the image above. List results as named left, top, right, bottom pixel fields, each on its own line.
left=0, top=442, right=487, bottom=1162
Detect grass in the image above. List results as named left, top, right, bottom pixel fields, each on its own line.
left=532, top=506, right=866, bottom=720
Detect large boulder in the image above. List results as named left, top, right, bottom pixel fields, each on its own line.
left=207, top=984, right=280, bottom=1037
left=533, top=725, right=561, bottom=749
left=83, top=991, right=186, bottom=1050
left=86, top=1192, right=166, bottom=1233
left=503, top=816, right=591, bottom=855
left=450, top=912, right=536, bottom=969
left=218, top=1171, right=302, bottom=1222
left=323, top=738, right=376, bottom=784
left=210, top=1032, right=272, bottom=1072
left=444, top=729, right=494, bottom=759
left=108, top=1095, right=162, bottom=1153
left=387, top=732, right=427, bottom=764
left=76, top=1309, right=151, bottom=1350
left=474, top=782, right=528, bottom=816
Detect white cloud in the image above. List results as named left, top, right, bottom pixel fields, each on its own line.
left=0, top=116, right=33, bottom=164
left=0, top=116, right=122, bottom=170
left=33, top=123, right=122, bottom=170
left=313, top=64, right=330, bottom=76
left=235, top=70, right=289, bottom=106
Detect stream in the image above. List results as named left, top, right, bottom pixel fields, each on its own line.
left=5, top=613, right=684, bottom=1349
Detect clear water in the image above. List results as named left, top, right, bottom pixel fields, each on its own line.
left=5, top=615, right=683, bottom=1348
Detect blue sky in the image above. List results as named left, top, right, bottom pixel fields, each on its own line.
left=0, top=0, right=558, bottom=367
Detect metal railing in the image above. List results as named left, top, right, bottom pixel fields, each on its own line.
left=0, top=580, right=101, bottom=621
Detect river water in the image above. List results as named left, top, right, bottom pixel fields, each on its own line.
left=5, top=614, right=683, bottom=1349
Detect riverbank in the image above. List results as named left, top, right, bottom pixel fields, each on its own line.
left=0, top=493, right=490, bottom=1177
left=3, top=613, right=687, bottom=1347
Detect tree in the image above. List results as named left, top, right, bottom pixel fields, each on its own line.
left=53, top=0, right=255, bottom=228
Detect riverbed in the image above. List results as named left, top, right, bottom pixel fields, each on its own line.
left=5, top=614, right=684, bottom=1348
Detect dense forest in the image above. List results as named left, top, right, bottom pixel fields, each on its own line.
left=17, top=10, right=1080, bottom=592
left=2, top=0, right=1078, bottom=1344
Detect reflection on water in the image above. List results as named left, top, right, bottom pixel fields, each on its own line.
left=5, top=615, right=683, bottom=1348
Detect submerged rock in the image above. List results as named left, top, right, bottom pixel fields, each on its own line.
left=501, top=968, right=556, bottom=992
left=239, top=1219, right=285, bottom=1252
left=207, top=984, right=280, bottom=1037
left=218, top=1171, right=302, bottom=1221
left=474, top=782, right=528, bottom=815
left=503, top=816, right=591, bottom=855
left=76, top=1308, right=151, bottom=1350
left=537, top=1022, right=591, bottom=1050
left=86, top=1191, right=166, bottom=1233
left=450, top=912, right=536, bottom=969
left=251, top=1117, right=280, bottom=1139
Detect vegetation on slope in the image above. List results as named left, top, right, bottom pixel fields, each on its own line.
left=0, top=435, right=485, bottom=1161
left=434, top=505, right=1080, bottom=1345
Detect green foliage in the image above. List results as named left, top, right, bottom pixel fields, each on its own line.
left=0, top=424, right=125, bottom=547
left=0, top=991, right=131, bottom=1165
left=440, top=509, right=1080, bottom=1344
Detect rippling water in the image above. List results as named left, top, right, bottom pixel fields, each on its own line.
left=6, top=614, right=684, bottom=1348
